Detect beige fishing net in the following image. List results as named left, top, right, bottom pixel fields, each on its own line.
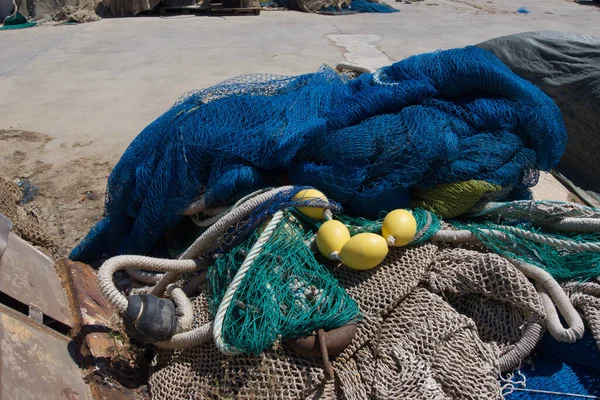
left=0, top=177, right=57, bottom=252
left=150, top=243, right=546, bottom=399
left=565, top=279, right=600, bottom=348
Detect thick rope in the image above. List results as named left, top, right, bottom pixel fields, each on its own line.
left=213, top=210, right=285, bottom=355
left=97, top=256, right=207, bottom=314
left=410, top=211, right=432, bottom=244
left=543, top=217, right=600, bottom=233
left=155, top=321, right=213, bottom=349
left=183, top=196, right=206, bottom=216
left=469, top=200, right=600, bottom=219
left=167, top=284, right=194, bottom=333
left=149, top=258, right=211, bottom=297
left=190, top=189, right=274, bottom=228
left=432, top=229, right=586, bottom=343
left=191, top=211, right=229, bottom=228
left=501, top=225, right=600, bottom=252
left=508, top=259, right=585, bottom=343
left=432, top=228, right=600, bottom=252
left=498, top=322, right=544, bottom=372
left=150, top=187, right=293, bottom=297
left=179, top=186, right=292, bottom=260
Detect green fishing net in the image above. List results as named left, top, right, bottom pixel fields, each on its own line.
left=455, top=222, right=600, bottom=282
left=207, top=211, right=361, bottom=355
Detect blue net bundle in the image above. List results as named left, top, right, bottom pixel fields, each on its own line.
left=267, top=0, right=398, bottom=13
left=505, top=331, right=600, bottom=399
left=71, top=46, right=567, bottom=263
left=319, top=0, right=398, bottom=13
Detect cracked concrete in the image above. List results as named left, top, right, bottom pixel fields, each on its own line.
left=1, top=0, right=599, bottom=200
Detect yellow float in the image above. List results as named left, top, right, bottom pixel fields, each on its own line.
left=293, top=189, right=328, bottom=220
left=381, top=209, right=417, bottom=247
left=340, top=233, right=389, bottom=271
left=316, top=220, right=351, bottom=259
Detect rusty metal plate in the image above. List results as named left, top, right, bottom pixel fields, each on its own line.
left=0, top=232, right=74, bottom=327
left=0, top=303, right=92, bottom=400
left=59, top=259, right=116, bottom=328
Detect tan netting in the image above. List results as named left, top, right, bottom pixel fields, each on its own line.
left=150, top=243, right=546, bottom=399
left=564, top=279, right=600, bottom=348
left=0, top=177, right=57, bottom=253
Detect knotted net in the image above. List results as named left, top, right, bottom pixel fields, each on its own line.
left=150, top=242, right=546, bottom=399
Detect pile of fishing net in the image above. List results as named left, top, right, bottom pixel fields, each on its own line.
left=81, top=46, right=600, bottom=399
left=71, top=46, right=566, bottom=264
left=266, top=0, right=398, bottom=14
left=96, top=190, right=600, bottom=399
left=0, top=177, right=57, bottom=253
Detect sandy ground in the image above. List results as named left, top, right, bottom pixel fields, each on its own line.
left=1, top=0, right=598, bottom=256
left=0, top=129, right=110, bottom=256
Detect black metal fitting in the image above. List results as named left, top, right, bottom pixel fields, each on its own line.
left=123, top=294, right=178, bottom=344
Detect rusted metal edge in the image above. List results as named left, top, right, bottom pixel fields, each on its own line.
left=55, top=258, right=141, bottom=400
left=54, top=258, right=106, bottom=399
left=54, top=258, right=84, bottom=334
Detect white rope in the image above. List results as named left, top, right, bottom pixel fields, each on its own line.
left=155, top=321, right=213, bottom=349
left=432, top=227, right=600, bottom=252
left=97, top=256, right=207, bottom=314
left=501, top=225, right=600, bottom=252
left=432, top=228, right=586, bottom=343
left=386, top=235, right=396, bottom=247
left=150, top=187, right=293, bottom=298
left=213, top=210, right=285, bottom=355
left=184, top=196, right=206, bottom=216
left=329, top=251, right=342, bottom=261
left=166, top=284, right=194, bottom=333
left=191, top=211, right=229, bottom=228
left=508, top=258, right=585, bottom=343
left=179, top=186, right=293, bottom=260
left=190, top=188, right=274, bottom=228
left=498, top=322, right=544, bottom=372
left=543, top=217, right=600, bottom=233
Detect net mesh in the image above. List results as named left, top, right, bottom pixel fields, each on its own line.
left=150, top=243, right=545, bottom=399
left=565, top=279, right=600, bottom=348
left=0, top=177, right=57, bottom=253
left=70, top=46, right=567, bottom=264
left=454, top=221, right=600, bottom=281
left=207, top=212, right=361, bottom=355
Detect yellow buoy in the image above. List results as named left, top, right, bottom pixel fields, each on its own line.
left=381, top=209, right=417, bottom=247
left=340, top=233, right=388, bottom=270
left=316, top=220, right=351, bottom=259
left=293, top=189, right=328, bottom=220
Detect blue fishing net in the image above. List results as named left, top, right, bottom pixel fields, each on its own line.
left=268, top=0, right=398, bottom=13
left=71, top=46, right=567, bottom=263
left=505, top=331, right=600, bottom=399
left=320, top=0, right=398, bottom=13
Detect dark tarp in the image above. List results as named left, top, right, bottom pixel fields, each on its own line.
left=477, top=31, right=600, bottom=205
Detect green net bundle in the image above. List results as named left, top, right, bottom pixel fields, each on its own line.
left=207, top=211, right=361, bottom=355
left=455, top=222, right=600, bottom=282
